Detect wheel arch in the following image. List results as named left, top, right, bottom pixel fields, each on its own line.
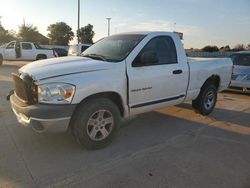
left=201, top=74, right=221, bottom=91
left=36, top=54, right=47, bottom=60
left=76, top=92, right=125, bottom=117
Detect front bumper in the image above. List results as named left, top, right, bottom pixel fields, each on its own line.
left=10, top=94, right=77, bottom=132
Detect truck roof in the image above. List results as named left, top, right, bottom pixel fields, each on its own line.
left=114, top=31, right=176, bottom=35
left=112, top=31, right=182, bottom=40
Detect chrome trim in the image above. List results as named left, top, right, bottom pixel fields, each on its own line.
left=11, top=106, right=70, bottom=132
left=32, top=117, right=71, bottom=122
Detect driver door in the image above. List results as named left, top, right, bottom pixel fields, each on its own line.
left=4, top=42, right=16, bottom=60
left=127, top=36, right=188, bottom=114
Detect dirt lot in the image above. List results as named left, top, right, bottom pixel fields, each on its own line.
left=0, top=61, right=250, bottom=188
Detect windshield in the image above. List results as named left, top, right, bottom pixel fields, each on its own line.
left=82, top=34, right=146, bottom=62
left=230, top=54, right=250, bottom=66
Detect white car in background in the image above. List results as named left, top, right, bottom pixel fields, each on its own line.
left=0, top=41, right=58, bottom=65
left=68, top=43, right=91, bottom=56
left=228, top=51, right=250, bottom=93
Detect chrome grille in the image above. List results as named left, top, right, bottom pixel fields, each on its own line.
left=12, top=73, right=37, bottom=104
left=12, top=73, right=29, bottom=102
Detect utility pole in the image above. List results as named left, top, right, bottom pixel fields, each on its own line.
left=106, top=18, right=111, bottom=36
left=77, top=0, right=80, bottom=43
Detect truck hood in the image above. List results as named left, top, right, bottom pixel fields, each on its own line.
left=19, top=56, right=115, bottom=80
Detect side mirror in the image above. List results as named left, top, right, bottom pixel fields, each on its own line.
left=140, top=50, right=159, bottom=65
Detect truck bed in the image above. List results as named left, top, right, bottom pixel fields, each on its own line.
left=186, top=57, right=232, bottom=100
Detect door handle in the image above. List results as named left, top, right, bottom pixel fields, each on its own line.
left=172, top=69, right=183, bottom=74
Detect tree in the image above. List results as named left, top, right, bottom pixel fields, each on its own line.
left=47, top=22, right=74, bottom=45
left=77, top=24, right=95, bottom=44
left=201, top=45, right=219, bottom=52
left=232, top=44, right=245, bottom=51
left=219, top=45, right=231, bottom=52
left=18, top=24, right=38, bottom=41
left=18, top=23, right=49, bottom=44
left=0, top=17, right=15, bottom=44
left=247, top=44, right=250, bottom=50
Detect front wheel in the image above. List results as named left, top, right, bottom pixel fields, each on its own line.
left=70, top=98, right=121, bottom=150
left=36, top=54, right=47, bottom=60
left=192, top=84, right=217, bottom=115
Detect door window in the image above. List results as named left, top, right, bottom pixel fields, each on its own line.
left=6, top=42, right=15, bottom=49
left=133, top=36, right=177, bottom=67
left=22, top=43, right=32, bottom=50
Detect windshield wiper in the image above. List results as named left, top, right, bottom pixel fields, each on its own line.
left=82, top=54, right=107, bottom=61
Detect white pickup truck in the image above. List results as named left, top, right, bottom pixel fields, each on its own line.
left=0, top=41, right=57, bottom=65
left=9, top=32, right=233, bottom=149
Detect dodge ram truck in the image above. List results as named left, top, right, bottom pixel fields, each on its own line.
left=9, top=32, right=233, bottom=149
left=0, top=41, right=57, bottom=65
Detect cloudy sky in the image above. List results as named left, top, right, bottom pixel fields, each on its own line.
left=0, top=0, right=249, bottom=48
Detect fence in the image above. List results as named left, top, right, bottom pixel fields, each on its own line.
left=186, top=51, right=234, bottom=58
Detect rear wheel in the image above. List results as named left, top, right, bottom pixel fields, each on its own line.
left=192, top=84, right=217, bottom=115
left=70, top=98, right=121, bottom=150
left=36, top=54, right=47, bottom=60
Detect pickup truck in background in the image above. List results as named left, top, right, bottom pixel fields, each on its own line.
left=0, top=41, right=57, bottom=65
left=9, top=32, right=233, bottom=149
left=68, top=43, right=91, bottom=56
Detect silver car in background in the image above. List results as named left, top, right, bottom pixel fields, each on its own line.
left=228, top=51, right=250, bottom=93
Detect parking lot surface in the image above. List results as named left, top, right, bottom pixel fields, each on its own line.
left=0, top=61, right=250, bottom=188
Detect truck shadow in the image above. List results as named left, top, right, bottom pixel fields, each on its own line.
left=222, top=90, right=250, bottom=96
left=177, top=103, right=250, bottom=128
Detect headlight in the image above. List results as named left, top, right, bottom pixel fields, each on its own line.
left=38, top=83, right=75, bottom=104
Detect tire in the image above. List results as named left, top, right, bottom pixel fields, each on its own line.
left=192, top=84, right=217, bottom=115
left=36, top=54, right=47, bottom=60
left=70, top=98, right=121, bottom=150
left=0, top=55, right=3, bottom=66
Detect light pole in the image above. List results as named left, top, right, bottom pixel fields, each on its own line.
left=106, top=18, right=111, bottom=36
left=77, top=0, right=80, bottom=43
